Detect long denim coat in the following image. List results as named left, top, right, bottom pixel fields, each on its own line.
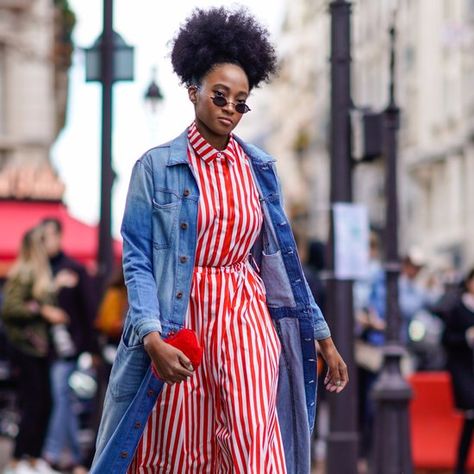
left=91, top=129, right=330, bottom=474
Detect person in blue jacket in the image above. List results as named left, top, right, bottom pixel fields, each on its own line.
left=91, top=7, right=348, bottom=474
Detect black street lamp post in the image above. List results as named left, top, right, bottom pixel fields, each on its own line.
left=326, top=1, right=359, bottom=473
left=85, top=0, right=134, bottom=284
left=97, top=0, right=114, bottom=285
left=370, top=18, right=413, bottom=474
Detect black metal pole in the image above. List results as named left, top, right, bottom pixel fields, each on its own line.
left=326, top=1, right=358, bottom=473
left=98, top=0, right=114, bottom=283
left=370, top=19, right=413, bottom=474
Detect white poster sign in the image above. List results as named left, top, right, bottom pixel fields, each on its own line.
left=333, top=203, right=369, bottom=280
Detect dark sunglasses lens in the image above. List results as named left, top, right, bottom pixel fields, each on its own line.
left=212, top=96, right=227, bottom=107
left=235, top=103, right=250, bottom=114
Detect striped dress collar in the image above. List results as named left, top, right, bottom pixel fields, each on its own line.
left=187, top=122, right=237, bottom=165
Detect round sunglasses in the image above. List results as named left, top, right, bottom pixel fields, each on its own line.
left=210, top=95, right=251, bottom=114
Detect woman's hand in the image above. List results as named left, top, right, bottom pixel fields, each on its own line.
left=40, top=305, right=69, bottom=324
left=317, top=337, right=348, bottom=393
left=54, top=269, right=79, bottom=289
left=144, top=332, right=194, bottom=385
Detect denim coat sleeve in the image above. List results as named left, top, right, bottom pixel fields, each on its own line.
left=305, top=278, right=331, bottom=340
left=271, top=163, right=331, bottom=341
left=121, top=155, right=163, bottom=341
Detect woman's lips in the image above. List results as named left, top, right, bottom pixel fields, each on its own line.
left=218, top=117, right=233, bottom=126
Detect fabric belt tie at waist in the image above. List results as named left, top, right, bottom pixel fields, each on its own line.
left=193, top=259, right=251, bottom=274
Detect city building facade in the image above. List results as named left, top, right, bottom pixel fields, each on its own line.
left=0, top=0, right=75, bottom=201
left=244, top=0, right=474, bottom=271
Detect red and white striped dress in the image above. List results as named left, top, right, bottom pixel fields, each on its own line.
left=129, top=123, right=286, bottom=473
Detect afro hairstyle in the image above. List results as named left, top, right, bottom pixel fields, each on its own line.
left=171, top=7, right=277, bottom=90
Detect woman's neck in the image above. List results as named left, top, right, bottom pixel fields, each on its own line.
left=194, top=118, right=229, bottom=150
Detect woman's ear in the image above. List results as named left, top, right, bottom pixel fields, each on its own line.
left=188, top=85, right=198, bottom=105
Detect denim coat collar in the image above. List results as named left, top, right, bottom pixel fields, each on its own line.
left=165, top=127, right=276, bottom=167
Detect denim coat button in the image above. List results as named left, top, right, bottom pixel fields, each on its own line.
left=180, top=222, right=188, bottom=230
left=134, top=421, right=142, bottom=428
left=183, top=189, right=190, bottom=197
left=176, top=291, right=183, bottom=299
left=120, top=451, right=128, bottom=458
left=180, top=256, right=188, bottom=263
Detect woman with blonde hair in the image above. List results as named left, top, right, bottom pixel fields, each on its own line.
left=2, top=227, right=69, bottom=474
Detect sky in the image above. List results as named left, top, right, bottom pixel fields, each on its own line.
left=51, top=0, right=286, bottom=237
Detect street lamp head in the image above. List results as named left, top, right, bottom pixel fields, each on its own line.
left=145, top=80, right=163, bottom=102
left=144, top=67, right=164, bottom=113
left=85, top=31, right=134, bottom=83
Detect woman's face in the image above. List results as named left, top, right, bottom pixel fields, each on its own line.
left=188, top=63, right=250, bottom=140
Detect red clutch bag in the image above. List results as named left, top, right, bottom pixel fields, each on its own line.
left=152, top=328, right=203, bottom=379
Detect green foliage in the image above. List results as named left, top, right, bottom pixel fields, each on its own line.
left=54, top=0, right=76, bottom=44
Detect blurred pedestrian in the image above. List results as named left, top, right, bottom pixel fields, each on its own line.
left=354, top=231, right=383, bottom=317
left=91, top=7, right=347, bottom=473
left=95, top=268, right=128, bottom=347
left=1, top=228, right=65, bottom=474
left=442, top=268, right=474, bottom=474
left=40, top=217, right=99, bottom=474
left=353, top=231, right=384, bottom=461
left=370, top=246, right=432, bottom=344
left=399, top=248, right=432, bottom=339
left=94, top=267, right=128, bottom=398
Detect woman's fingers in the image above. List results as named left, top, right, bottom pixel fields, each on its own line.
left=178, top=353, right=194, bottom=372
left=317, top=336, right=348, bottom=394
left=325, top=369, right=340, bottom=392
left=153, top=352, right=194, bottom=385
left=174, top=361, right=194, bottom=379
left=325, top=360, right=348, bottom=393
left=146, top=334, right=196, bottom=385
left=336, top=363, right=349, bottom=393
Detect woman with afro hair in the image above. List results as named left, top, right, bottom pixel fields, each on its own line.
left=91, top=7, right=347, bottom=474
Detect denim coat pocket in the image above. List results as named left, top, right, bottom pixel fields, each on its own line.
left=109, top=340, right=150, bottom=402
left=261, top=250, right=296, bottom=308
left=152, top=195, right=181, bottom=250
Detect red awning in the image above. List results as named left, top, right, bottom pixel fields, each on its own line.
left=0, top=200, right=122, bottom=276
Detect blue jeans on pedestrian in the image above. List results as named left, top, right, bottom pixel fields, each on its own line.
left=43, top=359, right=82, bottom=465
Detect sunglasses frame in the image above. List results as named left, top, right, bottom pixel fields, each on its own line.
left=209, top=95, right=251, bottom=114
